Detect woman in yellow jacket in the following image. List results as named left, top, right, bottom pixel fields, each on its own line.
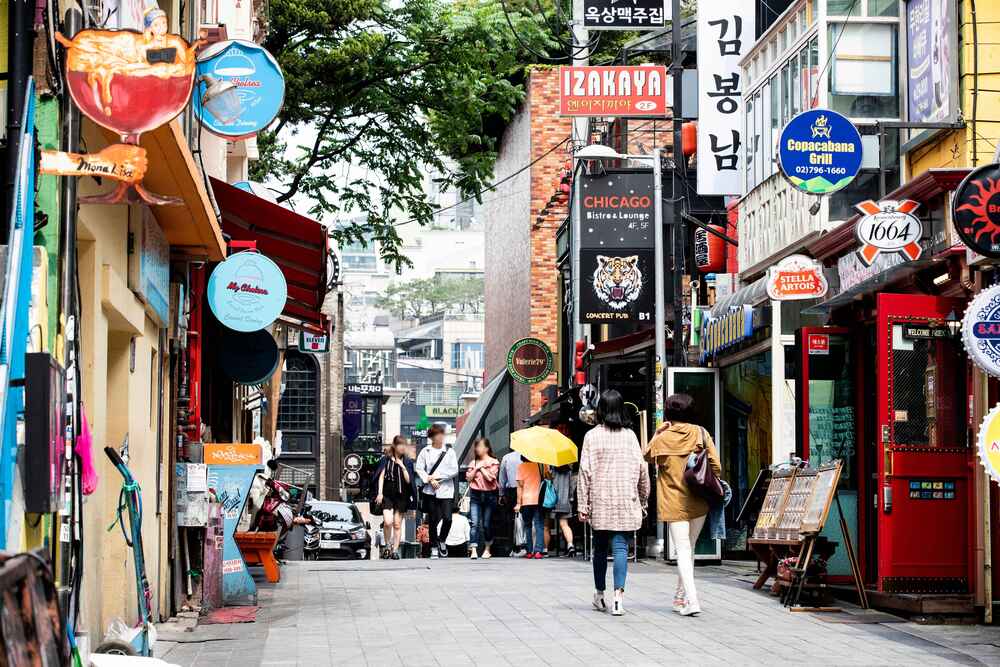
left=644, top=394, right=721, bottom=616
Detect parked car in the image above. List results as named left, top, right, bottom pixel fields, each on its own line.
left=309, top=501, right=371, bottom=560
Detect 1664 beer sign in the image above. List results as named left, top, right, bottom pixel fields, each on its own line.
left=766, top=254, right=829, bottom=301
left=854, top=199, right=923, bottom=266
left=963, top=283, right=1000, bottom=376
left=559, top=65, right=668, bottom=117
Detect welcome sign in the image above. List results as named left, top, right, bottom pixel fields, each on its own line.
left=207, top=251, right=287, bottom=332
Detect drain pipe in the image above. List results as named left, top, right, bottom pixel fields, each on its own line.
left=4, top=0, right=33, bottom=242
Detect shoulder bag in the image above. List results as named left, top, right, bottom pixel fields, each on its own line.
left=540, top=464, right=559, bottom=510
left=419, top=449, right=448, bottom=514
left=683, top=427, right=724, bottom=502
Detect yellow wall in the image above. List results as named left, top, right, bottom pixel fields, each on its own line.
left=909, top=0, right=1000, bottom=176
left=75, top=122, right=172, bottom=637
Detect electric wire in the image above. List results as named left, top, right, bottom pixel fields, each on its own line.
left=811, top=0, right=858, bottom=107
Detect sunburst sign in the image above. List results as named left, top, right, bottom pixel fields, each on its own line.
left=953, top=163, right=1000, bottom=258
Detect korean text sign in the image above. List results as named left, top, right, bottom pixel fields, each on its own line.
left=559, top=66, right=668, bottom=117
left=583, top=0, right=668, bottom=30
left=697, top=1, right=754, bottom=195
left=906, top=0, right=954, bottom=123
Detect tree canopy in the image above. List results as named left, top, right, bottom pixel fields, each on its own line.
left=375, top=275, right=485, bottom=319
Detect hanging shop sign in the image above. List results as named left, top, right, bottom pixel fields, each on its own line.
left=581, top=172, right=653, bottom=248
left=507, top=338, right=554, bottom=385
left=205, top=443, right=263, bottom=466
left=128, top=208, right=170, bottom=325
left=766, top=254, right=829, bottom=301
left=854, top=199, right=923, bottom=266
left=192, top=40, right=286, bottom=139
left=694, top=225, right=726, bottom=273
left=207, top=251, right=287, bottom=332
left=696, top=0, right=755, bottom=196
left=906, top=0, right=957, bottom=125
left=583, top=0, right=669, bottom=30
left=777, top=109, right=863, bottom=195
left=298, top=331, right=329, bottom=353
left=426, top=405, right=464, bottom=418
left=953, top=163, right=1000, bottom=258
left=977, top=405, right=1000, bottom=485
left=699, top=304, right=761, bottom=360
left=345, top=382, right=382, bottom=394
left=39, top=22, right=199, bottom=205
left=579, top=248, right=654, bottom=323
left=559, top=65, right=668, bottom=117
left=218, top=329, right=280, bottom=384
left=962, top=283, right=1000, bottom=377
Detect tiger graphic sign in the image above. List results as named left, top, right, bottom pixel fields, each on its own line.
left=580, top=249, right=653, bottom=323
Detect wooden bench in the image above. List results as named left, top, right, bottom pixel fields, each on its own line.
left=234, top=531, right=280, bottom=583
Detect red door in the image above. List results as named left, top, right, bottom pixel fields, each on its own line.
left=875, top=293, right=971, bottom=594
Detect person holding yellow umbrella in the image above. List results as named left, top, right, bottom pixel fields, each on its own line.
left=510, top=424, right=579, bottom=559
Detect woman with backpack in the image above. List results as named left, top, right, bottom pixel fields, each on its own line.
left=644, top=393, right=722, bottom=617
left=465, top=437, right=500, bottom=559
left=578, top=389, right=650, bottom=616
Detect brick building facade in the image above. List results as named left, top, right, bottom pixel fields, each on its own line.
left=484, top=67, right=572, bottom=426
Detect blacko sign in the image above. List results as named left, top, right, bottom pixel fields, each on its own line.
left=953, top=163, right=1000, bottom=258
left=507, top=338, right=554, bottom=385
left=777, top=109, right=862, bottom=195
left=854, top=199, right=923, bottom=266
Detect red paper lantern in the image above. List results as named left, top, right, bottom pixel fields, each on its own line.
left=694, top=224, right=726, bottom=273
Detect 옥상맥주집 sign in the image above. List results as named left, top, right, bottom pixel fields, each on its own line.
left=207, top=251, right=287, bottom=332
left=193, top=40, right=286, bottom=139
left=778, top=109, right=862, bottom=195
left=559, top=65, right=668, bottom=117
left=583, top=0, right=668, bottom=30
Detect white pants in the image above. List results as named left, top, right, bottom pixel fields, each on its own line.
left=668, top=514, right=707, bottom=608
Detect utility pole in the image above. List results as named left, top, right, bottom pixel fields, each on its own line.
left=571, top=0, right=588, bottom=349
left=670, top=0, right=685, bottom=367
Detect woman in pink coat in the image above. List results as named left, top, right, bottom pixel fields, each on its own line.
left=578, top=390, right=650, bottom=616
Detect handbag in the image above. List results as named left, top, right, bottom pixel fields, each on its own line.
left=419, top=449, right=448, bottom=514
left=459, top=489, right=471, bottom=514
left=540, top=465, right=558, bottom=510
left=683, top=427, right=724, bottom=502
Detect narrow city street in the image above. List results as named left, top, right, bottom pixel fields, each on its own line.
left=158, top=559, right=1000, bottom=666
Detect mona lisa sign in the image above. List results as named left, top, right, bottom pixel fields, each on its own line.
left=207, top=251, right=287, bottom=332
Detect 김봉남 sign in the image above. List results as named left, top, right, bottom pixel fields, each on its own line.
left=507, top=338, right=554, bottom=385
left=581, top=173, right=653, bottom=248
left=193, top=40, right=286, bottom=139
left=583, top=0, right=669, bottom=30
left=207, top=251, right=287, bottom=332
left=766, top=254, right=829, bottom=301
left=559, top=65, right=668, bottom=117
left=963, top=283, right=1000, bottom=377
left=778, top=109, right=863, bottom=195
left=580, top=248, right=654, bottom=323
left=696, top=0, right=754, bottom=196
left=953, top=163, right=1000, bottom=258
left=854, top=199, right=923, bottom=266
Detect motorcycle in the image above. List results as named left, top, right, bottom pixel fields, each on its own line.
left=302, top=507, right=321, bottom=560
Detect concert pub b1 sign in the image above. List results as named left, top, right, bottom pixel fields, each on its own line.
left=507, top=338, right=554, bottom=385
left=953, top=163, right=1000, bottom=258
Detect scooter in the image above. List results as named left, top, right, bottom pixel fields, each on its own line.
left=95, top=445, right=152, bottom=657
left=302, top=507, right=321, bottom=560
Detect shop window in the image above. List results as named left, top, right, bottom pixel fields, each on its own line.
left=808, top=36, right=819, bottom=108
left=828, top=23, right=899, bottom=119
left=770, top=76, right=780, bottom=173
left=869, top=0, right=897, bottom=17
left=827, top=0, right=858, bottom=15
left=891, top=335, right=966, bottom=447
left=277, top=352, right=319, bottom=453
left=754, top=90, right=763, bottom=186
left=781, top=61, right=791, bottom=124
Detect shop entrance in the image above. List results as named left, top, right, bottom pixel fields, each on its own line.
left=873, top=293, right=970, bottom=594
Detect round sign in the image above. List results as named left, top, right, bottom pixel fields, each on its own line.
left=952, top=163, right=1000, bottom=258
left=193, top=40, right=285, bottom=139
left=963, top=284, right=1000, bottom=376
left=343, top=469, right=360, bottom=486
left=854, top=199, right=923, bottom=266
left=978, top=404, right=1000, bottom=485
left=777, top=109, right=863, bottom=195
left=507, top=337, right=553, bottom=385
left=217, top=329, right=279, bottom=384
left=207, top=251, right=287, bottom=332
left=343, top=453, right=363, bottom=473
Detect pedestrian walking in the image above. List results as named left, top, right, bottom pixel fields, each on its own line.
left=515, top=458, right=549, bottom=559
left=550, top=464, right=576, bottom=557
left=465, top=437, right=500, bottom=559
left=375, top=436, right=413, bottom=560
left=578, top=389, right=650, bottom=616
left=644, top=393, right=722, bottom=617
left=415, top=425, right=459, bottom=559
left=499, top=448, right=526, bottom=556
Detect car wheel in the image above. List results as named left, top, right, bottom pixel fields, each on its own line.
left=95, top=640, right=137, bottom=656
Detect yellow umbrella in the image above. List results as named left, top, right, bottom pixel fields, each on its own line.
left=510, top=426, right=579, bottom=466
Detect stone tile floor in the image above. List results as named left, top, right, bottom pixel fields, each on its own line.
left=157, top=557, right=1000, bottom=666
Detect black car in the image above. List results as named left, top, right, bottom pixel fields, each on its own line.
left=310, top=501, right=371, bottom=560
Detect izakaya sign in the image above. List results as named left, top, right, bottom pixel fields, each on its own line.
left=559, top=66, right=668, bottom=117
left=978, top=405, right=1000, bottom=485
left=507, top=338, right=554, bottom=385
left=963, top=283, right=1000, bottom=377
left=854, top=199, right=923, bottom=266
left=583, top=0, right=669, bottom=30
left=193, top=40, right=286, bottom=139
left=766, top=254, right=829, bottom=301
left=581, top=173, right=653, bottom=248
left=778, top=109, right=863, bottom=195
left=207, top=251, right=288, bottom=332
left=697, top=1, right=755, bottom=196
left=953, top=163, right=1000, bottom=258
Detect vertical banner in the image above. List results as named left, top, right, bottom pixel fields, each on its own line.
left=906, top=0, right=956, bottom=124
left=697, top=1, right=755, bottom=195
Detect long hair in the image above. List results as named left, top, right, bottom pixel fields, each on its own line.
left=391, top=435, right=407, bottom=456
left=664, top=393, right=695, bottom=423
left=473, top=437, right=494, bottom=459
left=596, top=389, right=628, bottom=431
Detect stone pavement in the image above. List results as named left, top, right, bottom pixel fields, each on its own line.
left=157, top=557, right=1000, bottom=666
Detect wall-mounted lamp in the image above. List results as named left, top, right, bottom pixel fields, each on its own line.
left=946, top=310, right=961, bottom=338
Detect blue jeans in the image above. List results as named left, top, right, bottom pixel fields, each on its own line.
left=593, top=530, right=629, bottom=591
left=469, top=490, right=498, bottom=549
left=521, top=505, right=545, bottom=554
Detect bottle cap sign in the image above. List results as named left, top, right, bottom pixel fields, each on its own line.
left=854, top=199, right=923, bottom=266
left=963, top=283, right=1000, bottom=376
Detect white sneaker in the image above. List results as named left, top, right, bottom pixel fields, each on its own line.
left=592, top=591, right=607, bottom=613
left=673, top=591, right=686, bottom=613
left=470, top=547, right=479, bottom=559
left=611, top=589, right=624, bottom=616
left=482, top=546, right=492, bottom=559
left=430, top=550, right=439, bottom=560
left=679, top=602, right=701, bottom=616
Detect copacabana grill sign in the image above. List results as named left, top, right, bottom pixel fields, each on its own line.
left=559, top=65, right=668, bottom=117
left=778, top=109, right=863, bottom=195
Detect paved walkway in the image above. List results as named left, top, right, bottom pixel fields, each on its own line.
left=158, top=558, right=1000, bottom=666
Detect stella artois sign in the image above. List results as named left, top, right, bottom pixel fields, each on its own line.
left=559, top=65, right=668, bottom=117
left=766, top=254, right=829, bottom=301
left=854, top=199, right=923, bottom=266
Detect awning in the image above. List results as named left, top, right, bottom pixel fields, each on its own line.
left=211, top=178, right=330, bottom=332
left=454, top=370, right=511, bottom=464
left=589, top=328, right=656, bottom=361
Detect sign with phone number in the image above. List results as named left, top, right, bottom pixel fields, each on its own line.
left=778, top=109, right=862, bottom=195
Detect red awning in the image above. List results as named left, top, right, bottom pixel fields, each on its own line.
left=211, top=178, right=330, bottom=332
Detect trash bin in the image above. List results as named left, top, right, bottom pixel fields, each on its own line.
left=284, top=524, right=305, bottom=561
